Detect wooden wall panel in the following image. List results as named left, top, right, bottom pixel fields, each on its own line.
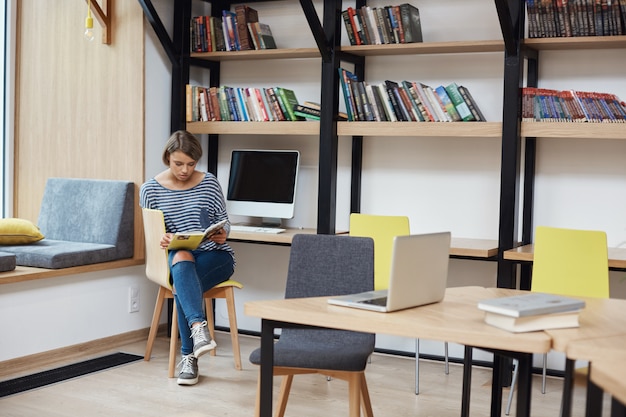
left=15, top=0, right=145, bottom=259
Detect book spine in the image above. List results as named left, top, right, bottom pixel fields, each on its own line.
left=384, top=81, right=406, bottom=121
left=445, top=83, right=475, bottom=121
left=435, top=85, right=462, bottom=122
left=458, top=86, right=486, bottom=122
left=414, top=82, right=439, bottom=122
left=342, top=10, right=358, bottom=45
left=375, top=83, right=397, bottom=122
left=365, top=83, right=383, bottom=121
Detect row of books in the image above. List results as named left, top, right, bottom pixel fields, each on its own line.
left=342, top=3, right=423, bottom=46
left=186, top=84, right=302, bottom=122
left=190, top=5, right=276, bottom=52
left=522, top=87, right=626, bottom=122
left=526, top=0, right=626, bottom=38
left=478, top=292, right=585, bottom=333
left=339, top=68, right=486, bottom=122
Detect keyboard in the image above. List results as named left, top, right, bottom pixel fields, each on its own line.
left=230, top=225, right=286, bottom=234
left=359, top=297, right=388, bottom=307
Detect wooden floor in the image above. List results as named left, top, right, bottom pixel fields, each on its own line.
left=0, top=331, right=611, bottom=416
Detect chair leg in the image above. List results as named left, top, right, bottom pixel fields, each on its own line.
left=347, top=373, right=362, bottom=417
left=505, top=359, right=519, bottom=416
left=542, top=352, right=547, bottom=394
left=168, top=300, right=179, bottom=378
left=444, top=341, right=449, bottom=374
left=224, top=287, right=243, bottom=370
left=205, top=297, right=217, bottom=358
left=415, top=338, right=420, bottom=395
left=359, top=372, right=374, bottom=417
left=275, top=375, right=294, bottom=417
left=144, top=286, right=167, bottom=361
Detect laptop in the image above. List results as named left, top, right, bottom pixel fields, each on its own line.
left=327, top=232, right=451, bottom=312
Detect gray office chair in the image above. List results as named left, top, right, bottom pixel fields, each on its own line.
left=249, top=234, right=376, bottom=417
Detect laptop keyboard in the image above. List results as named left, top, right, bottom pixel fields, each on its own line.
left=359, top=297, right=388, bottom=306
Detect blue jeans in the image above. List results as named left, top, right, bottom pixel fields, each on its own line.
left=169, top=249, right=235, bottom=355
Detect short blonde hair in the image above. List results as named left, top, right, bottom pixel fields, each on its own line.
left=162, top=130, right=203, bottom=165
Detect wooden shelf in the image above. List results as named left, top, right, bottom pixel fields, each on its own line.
left=338, top=121, right=502, bottom=137
left=503, top=244, right=626, bottom=269
left=521, top=122, right=626, bottom=139
left=191, top=48, right=320, bottom=61
left=523, top=35, right=626, bottom=51
left=186, top=121, right=320, bottom=135
left=450, top=238, right=498, bottom=259
left=340, top=39, right=504, bottom=56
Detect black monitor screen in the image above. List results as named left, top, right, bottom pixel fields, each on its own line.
left=227, top=150, right=299, bottom=204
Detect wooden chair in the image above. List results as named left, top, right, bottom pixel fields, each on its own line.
left=141, top=208, right=243, bottom=377
left=505, top=225, right=609, bottom=415
left=249, top=234, right=376, bottom=417
left=349, top=213, right=449, bottom=395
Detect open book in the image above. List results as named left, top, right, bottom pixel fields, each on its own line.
left=167, top=219, right=228, bottom=250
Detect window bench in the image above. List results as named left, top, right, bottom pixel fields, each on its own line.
left=0, top=258, right=144, bottom=285
left=0, top=178, right=136, bottom=270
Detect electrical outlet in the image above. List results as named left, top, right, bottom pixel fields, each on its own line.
left=129, top=286, right=140, bottom=313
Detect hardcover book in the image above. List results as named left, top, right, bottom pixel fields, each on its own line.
left=276, top=87, right=302, bottom=121
left=477, top=292, right=585, bottom=318
left=483, top=309, right=581, bottom=333
left=168, top=219, right=228, bottom=250
left=399, top=3, right=423, bottom=43
left=234, top=5, right=259, bottom=50
left=256, top=22, right=277, bottom=49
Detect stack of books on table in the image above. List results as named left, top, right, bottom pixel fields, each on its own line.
left=477, top=292, right=586, bottom=333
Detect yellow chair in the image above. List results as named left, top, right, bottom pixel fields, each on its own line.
left=349, top=213, right=449, bottom=395
left=505, top=225, right=609, bottom=415
left=142, top=208, right=243, bottom=377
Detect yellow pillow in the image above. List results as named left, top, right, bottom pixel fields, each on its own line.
left=0, top=218, right=45, bottom=244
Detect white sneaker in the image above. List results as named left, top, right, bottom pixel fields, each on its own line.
left=190, top=321, right=217, bottom=358
left=177, top=354, right=198, bottom=386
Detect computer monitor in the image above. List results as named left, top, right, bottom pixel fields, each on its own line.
left=226, top=149, right=300, bottom=226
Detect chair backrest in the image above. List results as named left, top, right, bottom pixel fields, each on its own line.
left=532, top=226, right=609, bottom=298
left=141, top=208, right=171, bottom=288
left=286, top=234, right=374, bottom=299
left=349, top=213, right=410, bottom=290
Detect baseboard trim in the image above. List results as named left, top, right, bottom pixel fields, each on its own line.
left=0, top=327, right=157, bottom=380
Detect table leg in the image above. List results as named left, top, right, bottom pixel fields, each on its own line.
left=560, top=358, right=575, bottom=417
left=611, top=397, right=626, bottom=417
left=515, top=353, right=532, bottom=417
left=260, top=319, right=275, bottom=417
left=586, top=364, right=604, bottom=417
left=461, top=345, right=473, bottom=417
left=491, top=355, right=504, bottom=417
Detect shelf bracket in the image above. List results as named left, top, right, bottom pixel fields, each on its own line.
left=494, top=0, right=518, bottom=57
left=299, top=0, right=332, bottom=62
left=137, top=0, right=179, bottom=66
left=86, top=0, right=112, bottom=44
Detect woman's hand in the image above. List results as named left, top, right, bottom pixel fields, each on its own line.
left=209, top=228, right=227, bottom=245
left=160, top=233, right=173, bottom=249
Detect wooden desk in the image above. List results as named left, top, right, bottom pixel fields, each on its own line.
left=230, top=229, right=498, bottom=259
left=245, top=286, right=550, bottom=417
left=228, top=227, right=319, bottom=245
left=544, top=298, right=626, bottom=417
left=503, top=244, right=626, bottom=269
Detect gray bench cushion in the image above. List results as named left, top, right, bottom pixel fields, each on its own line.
left=0, top=178, right=134, bottom=269
left=0, top=251, right=16, bottom=272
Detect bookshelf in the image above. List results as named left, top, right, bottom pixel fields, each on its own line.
left=495, top=1, right=626, bottom=289
left=139, top=0, right=505, bottom=259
